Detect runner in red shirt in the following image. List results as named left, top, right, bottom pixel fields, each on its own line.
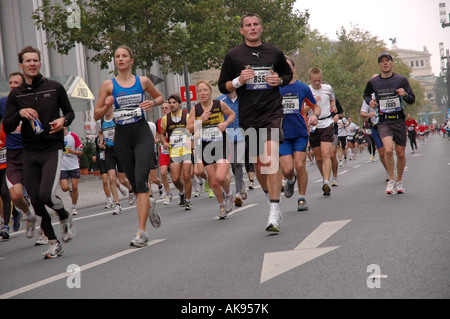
left=405, top=114, right=418, bottom=153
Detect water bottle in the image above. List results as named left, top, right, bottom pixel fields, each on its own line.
left=30, top=117, right=44, bottom=134
left=309, top=125, right=316, bottom=134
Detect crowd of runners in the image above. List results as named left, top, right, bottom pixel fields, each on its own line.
left=1, top=12, right=449, bottom=259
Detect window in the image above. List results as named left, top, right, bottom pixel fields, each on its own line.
left=420, top=60, right=424, bottom=66
left=410, top=61, right=414, bottom=67
left=415, top=61, right=419, bottom=67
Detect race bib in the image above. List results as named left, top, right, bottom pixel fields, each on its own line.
left=0, top=149, right=6, bottom=164
left=379, top=96, right=401, bottom=114
left=282, top=95, right=300, bottom=114
left=99, top=150, right=105, bottom=160
left=202, top=125, right=223, bottom=142
left=366, top=128, right=372, bottom=135
left=408, top=126, right=414, bottom=131
left=246, top=66, right=272, bottom=90
left=170, top=131, right=187, bottom=149
left=114, top=106, right=143, bottom=125
left=103, top=126, right=115, bottom=145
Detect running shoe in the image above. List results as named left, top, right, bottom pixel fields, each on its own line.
left=163, top=194, right=171, bottom=205
left=208, top=189, right=215, bottom=198
left=266, top=209, right=282, bottom=232
left=284, top=176, right=296, bottom=198
left=119, top=184, right=128, bottom=196
left=26, top=215, right=37, bottom=238
left=71, top=208, right=78, bottom=216
left=184, top=201, right=192, bottom=211
left=204, top=181, right=210, bottom=192
left=105, top=198, right=114, bottom=209
left=149, top=197, right=161, bottom=228
left=130, top=230, right=148, bottom=247
left=396, top=181, right=405, bottom=194
left=113, top=204, right=122, bottom=215
left=179, top=193, right=186, bottom=206
left=60, top=212, right=75, bottom=243
left=297, top=198, right=308, bottom=211
left=218, top=203, right=228, bottom=219
left=224, top=193, right=234, bottom=213
left=234, top=193, right=243, bottom=207
left=43, top=240, right=63, bottom=259
left=128, top=192, right=136, bottom=205
left=12, top=211, right=22, bottom=232
left=332, top=178, right=339, bottom=186
left=248, top=180, right=254, bottom=190
left=385, top=180, right=395, bottom=195
left=1, top=225, right=10, bottom=239
left=322, top=181, right=331, bottom=196
left=35, top=230, right=49, bottom=245
left=240, top=186, right=248, bottom=200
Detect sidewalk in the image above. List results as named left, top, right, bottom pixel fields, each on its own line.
left=55, top=174, right=172, bottom=211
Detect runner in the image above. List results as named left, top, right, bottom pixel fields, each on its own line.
left=60, top=127, right=83, bottom=215
left=345, top=117, right=358, bottom=160
left=187, top=80, right=235, bottom=219
left=160, top=94, right=193, bottom=210
left=94, top=45, right=163, bottom=247
left=4, top=46, right=75, bottom=258
left=218, top=12, right=292, bottom=231
left=98, top=104, right=135, bottom=215
left=156, top=102, right=173, bottom=205
left=308, top=67, right=337, bottom=196
left=0, top=71, right=37, bottom=240
left=405, top=114, right=418, bottom=153
left=279, top=57, right=319, bottom=211
left=216, top=90, right=248, bottom=207
left=337, top=117, right=349, bottom=166
left=363, top=52, right=415, bottom=194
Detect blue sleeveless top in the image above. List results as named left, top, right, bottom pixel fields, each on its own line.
left=111, top=75, right=145, bottom=125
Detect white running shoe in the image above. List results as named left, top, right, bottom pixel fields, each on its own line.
left=218, top=203, right=228, bottom=219
left=385, top=180, right=395, bottom=194
left=149, top=197, right=161, bottom=228
left=105, top=198, right=114, bottom=209
left=396, top=181, right=405, bottom=194
left=113, top=204, right=122, bottom=215
left=119, top=184, right=128, bottom=196
left=266, top=209, right=282, bottom=232
left=60, top=212, right=75, bottom=243
left=129, top=230, right=148, bottom=247
left=224, top=193, right=234, bottom=213
left=128, top=192, right=136, bottom=205
left=43, top=240, right=63, bottom=259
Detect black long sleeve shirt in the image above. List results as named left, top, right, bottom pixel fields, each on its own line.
left=4, top=74, right=75, bottom=152
left=218, top=42, right=292, bottom=130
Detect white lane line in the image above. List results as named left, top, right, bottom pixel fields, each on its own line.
left=0, top=239, right=166, bottom=299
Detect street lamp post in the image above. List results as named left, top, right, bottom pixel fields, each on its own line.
left=439, top=3, right=450, bottom=119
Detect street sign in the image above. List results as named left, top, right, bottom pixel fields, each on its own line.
left=180, top=85, right=197, bottom=102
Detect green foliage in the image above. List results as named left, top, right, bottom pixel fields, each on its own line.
left=81, top=138, right=98, bottom=171
left=32, top=0, right=309, bottom=74
left=294, top=25, right=425, bottom=123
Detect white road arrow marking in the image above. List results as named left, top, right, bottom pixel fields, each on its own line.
left=260, top=219, right=351, bottom=283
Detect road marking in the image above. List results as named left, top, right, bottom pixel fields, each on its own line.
left=338, top=170, right=349, bottom=175
left=353, top=164, right=362, bottom=168
left=260, top=220, right=351, bottom=284
left=0, top=239, right=166, bottom=299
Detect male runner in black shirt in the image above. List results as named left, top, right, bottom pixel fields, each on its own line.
left=4, top=46, right=75, bottom=259
left=218, top=13, right=292, bottom=232
left=363, top=52, right=415, bottom=195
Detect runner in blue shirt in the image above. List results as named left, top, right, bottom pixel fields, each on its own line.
left=279, top=57, right=320, bottom=211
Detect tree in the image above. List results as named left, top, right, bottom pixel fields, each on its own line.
left=294, top=24, right=424, bottom=122
left=32, top=0, right=309, bottom=74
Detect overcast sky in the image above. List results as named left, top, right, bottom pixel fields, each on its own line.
left=295, top=0, right=450, bottom=75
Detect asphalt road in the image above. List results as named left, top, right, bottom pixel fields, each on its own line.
left=1, top=134, right=449, bottom=303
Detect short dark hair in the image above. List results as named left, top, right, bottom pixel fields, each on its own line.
left=18, top=46, right=41, bottom=64
left=168, top=93, right=182, bottom=104
left=240, top=13, right=262, bottom=27
left=9, top=72, right=24, bottom=81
